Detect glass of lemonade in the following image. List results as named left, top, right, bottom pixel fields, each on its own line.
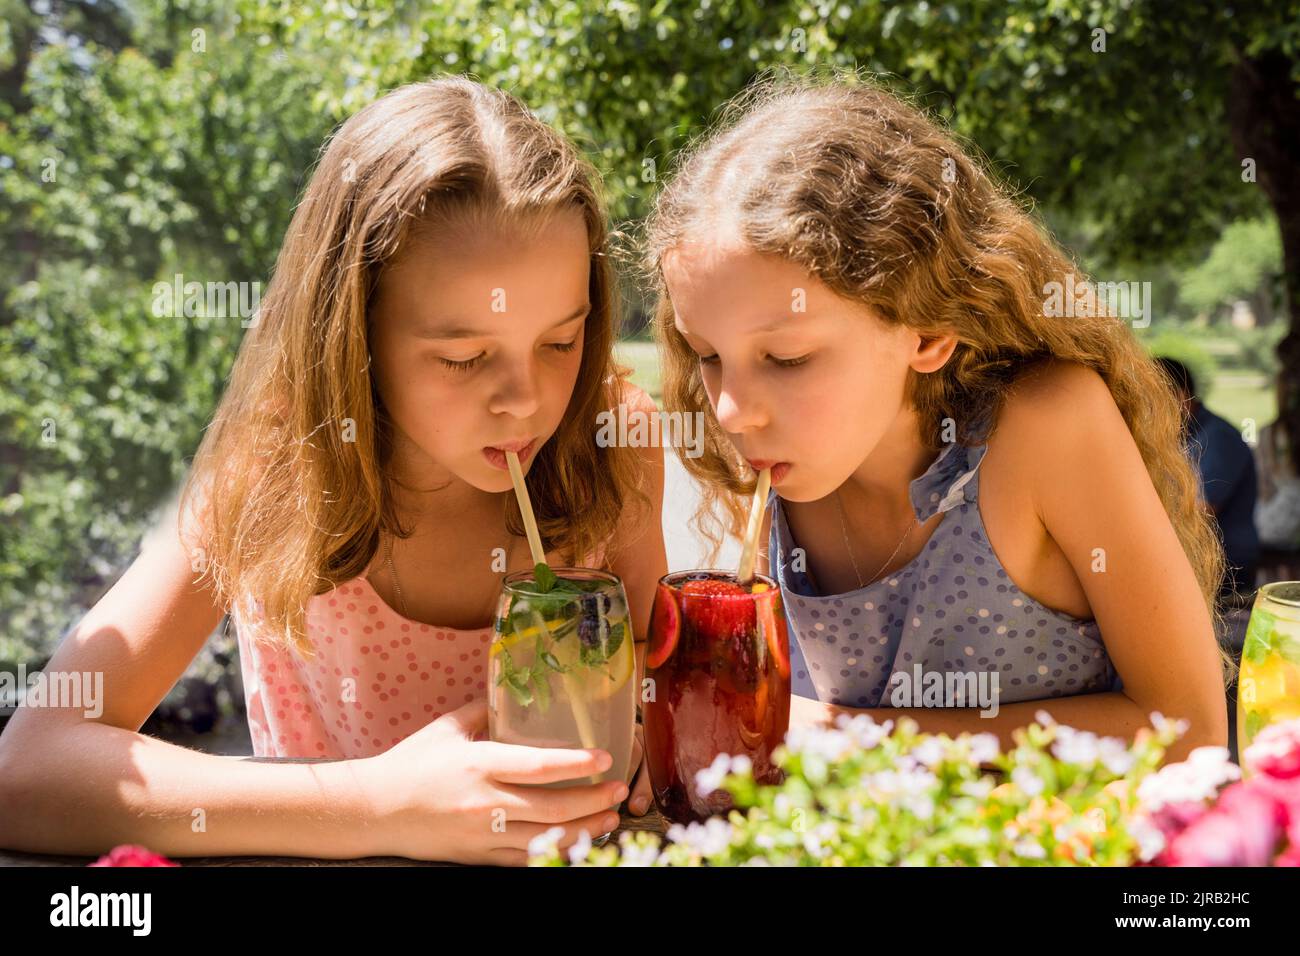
left=1238, top=581, right=1300, bottom=757
left=488, top=568, right=637, bottom=805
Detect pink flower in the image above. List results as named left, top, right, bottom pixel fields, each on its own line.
left=88, top=844, right=178, bottom=867
left=1275, top=844, right=1300, bottom=867
left=1158, top=782, right=1284, bottom=867
left=1244, top=719, right=1300, bottom=780
left=1148, top=800, right=1209, bottom=841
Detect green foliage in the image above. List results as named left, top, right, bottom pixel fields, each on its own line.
left=1180, top=217, right=1285, bottom=317
left=1, top=0, right=1295, bottom=666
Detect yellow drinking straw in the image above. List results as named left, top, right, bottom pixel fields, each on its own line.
left=736, top=467, right=772, bottom=586
left=505, top=450, right=601, bottom=783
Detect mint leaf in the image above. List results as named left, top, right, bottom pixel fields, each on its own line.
left=535, top=562, right=557, bottom=593
left=1246, top=708, right=1268, bottom=741
left=532, top=667, right=551, bottom=712
left=1275, top=631, right=1300, bottom=666
left=1243, top=611, right=1275, bottom=664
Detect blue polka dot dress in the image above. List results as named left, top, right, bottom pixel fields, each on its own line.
left=768, top=423, right=1120, bottom=709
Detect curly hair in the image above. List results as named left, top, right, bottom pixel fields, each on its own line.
left=643, top=70, right=1228, bottom=663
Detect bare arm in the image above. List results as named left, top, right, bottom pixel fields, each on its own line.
left=793, top=363, right=1229, bottom=765
left=0, top=503, right=398, bottom=858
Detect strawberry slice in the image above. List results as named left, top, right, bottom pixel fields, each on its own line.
left=680, top=579, right=757, bottom=641
left=646, top=583, right=681, bottom=669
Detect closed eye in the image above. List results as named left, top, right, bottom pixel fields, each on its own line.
left=769, top=353, right=811, bottom=368
left=696, top=353, right=811, bottom=368
left=439, top=353, right=486, bottom=372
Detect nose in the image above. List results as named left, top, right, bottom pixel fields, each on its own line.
left=487, top=355, right=543, bottom=420
left=713, top=369, right=767, bottom=435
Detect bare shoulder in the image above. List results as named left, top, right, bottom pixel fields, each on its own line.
left=616, top=378, right=658, bottom=416
left=995, top=358, right=1128, bottom=452
left=985, top=358, right=1143, bottom=533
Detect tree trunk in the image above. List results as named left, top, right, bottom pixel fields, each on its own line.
left=1228, top=51, right=1300, bottom=465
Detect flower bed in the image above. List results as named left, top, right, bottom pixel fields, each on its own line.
left=530, top=713, right=1300, bottom=867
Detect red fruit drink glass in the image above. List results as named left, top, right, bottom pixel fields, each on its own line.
left=643, top=570, right=791, bottom=823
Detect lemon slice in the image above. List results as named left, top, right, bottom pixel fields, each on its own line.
left=586, top=629, right=634, bottom=701
left=1242, top=656, right=1291, bottom=709
left=489, top=620, right=554, bottom=657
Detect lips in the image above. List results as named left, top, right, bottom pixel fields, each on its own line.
left=483, top=437, right=538, bottom=470
left=487, top=438, right=536, bottom=454
left=745, top=457, right=791, bottom=484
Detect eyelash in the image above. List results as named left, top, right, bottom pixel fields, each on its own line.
left=438, top=340, right=579, bottom=372
left=698, top=353, right=811, bottom=369
left=439, top=355, right=486, bottom=372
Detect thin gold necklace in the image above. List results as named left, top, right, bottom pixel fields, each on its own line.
left=383, top=530, right=515, bottom=622
left=835, top=487, right=917, bottom=589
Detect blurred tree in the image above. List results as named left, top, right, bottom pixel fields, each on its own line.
left=1179, top=217, right=1284, bottom=325
left=2, top=0, right=1298, bottom=664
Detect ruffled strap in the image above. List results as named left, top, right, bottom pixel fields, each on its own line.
left=908, top=412, right=994, bottom=523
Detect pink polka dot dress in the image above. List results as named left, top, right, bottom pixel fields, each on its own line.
left=232, top=577, right=495, bottom=759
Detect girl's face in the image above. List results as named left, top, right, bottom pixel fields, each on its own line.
left=370, top=209, right=591, bottom=495
left=662, top=242, right=951, bottom=502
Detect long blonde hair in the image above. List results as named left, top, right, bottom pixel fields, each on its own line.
left=644, top=71, right=1227, bottom=653
left=183, top=76, right=646, bottom=657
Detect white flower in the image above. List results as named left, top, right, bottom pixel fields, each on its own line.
left=1052, top=726, right=1101, bottom=766
left=615, top=833, right=662, bottom=867
left=1149, top=711, right=1191, bottom=737
left=527, top=825, right=566, bottom=858
left=1127, top=813, right=1167, bottom=863
left=693, top=753, right=755, bottom=799
left=785, top=724, right=856, bottom=762
left=801, top=821, right=838, bottom=858
left=960, top=778, right=995, bottom=800
left=1034, top=709, right=1057, bottom=728
left=835, top=712, right=894, bottom=749
left=1243, top=719, right=1300, bottom=774
left=912, top=737, right=947, bottom=769
left=1135, top=746, right=1240, bottom=811
left=1014, top=837, right=1047, bottom=860
left=693, top=753, right=733, bottom=796
left=567, top=828, right=593, bottom=865
left=905, top=794, right=936, bottom=821
left=666, top=817, right=735, bottom=856
left=862, top=765, right=938, bottom=818
left=966, top=733, right=1001, bottom=766
left=1011, top=765, right=1045, bottom=797
left=1097, top=736, right=1136, bottom=776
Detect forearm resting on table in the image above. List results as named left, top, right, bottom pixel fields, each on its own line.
left=0, top=719, right=388, bottom=858
left=790, top=691, right=1224, bottom=765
